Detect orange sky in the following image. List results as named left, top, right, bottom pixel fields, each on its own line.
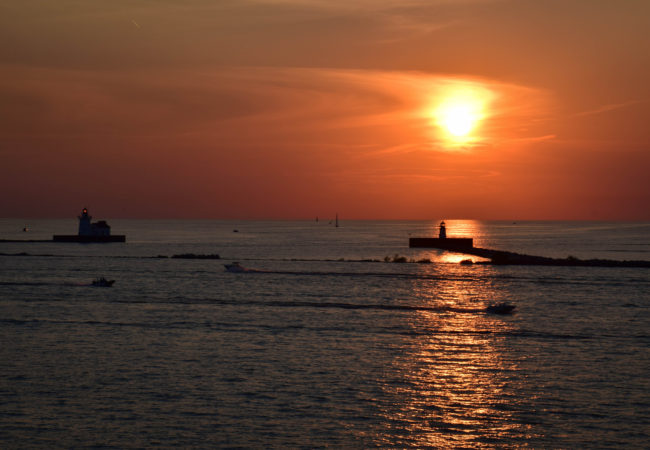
left=1, top=0, right=649, bottom=219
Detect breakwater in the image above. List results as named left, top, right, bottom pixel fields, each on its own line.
left=411, top=241, right=650, bottom=268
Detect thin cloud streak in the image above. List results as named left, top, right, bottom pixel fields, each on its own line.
left=1, top=0, right=649, bottom=219
left=0, top=64, right=552, bottom=154
left=573, top=100, right=646, bottom=117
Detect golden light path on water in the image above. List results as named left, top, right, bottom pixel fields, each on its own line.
left=375, top=221, right=533, bottom=446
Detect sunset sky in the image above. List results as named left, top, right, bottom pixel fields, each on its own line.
left=1, top=0, right=649, bottom=220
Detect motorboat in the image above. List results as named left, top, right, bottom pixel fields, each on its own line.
left=224, top=262, right=248, bottom=273
left=92, top=277, right=115, bottom=287
left=224, top=262, right=266, bottom=273
left=486, top=302, right=516, bottom=314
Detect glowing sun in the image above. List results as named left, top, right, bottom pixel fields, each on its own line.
left=439, top=104, right=477, bottom=137
left=431, top=87, right=488, bottom=143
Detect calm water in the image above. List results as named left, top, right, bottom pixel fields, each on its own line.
left=1, top=220, right=649, bottom=448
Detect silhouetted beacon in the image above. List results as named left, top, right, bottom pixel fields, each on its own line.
left=409, top=220, right=473, bottom=250
left=52, top=208, right=126, bottom=242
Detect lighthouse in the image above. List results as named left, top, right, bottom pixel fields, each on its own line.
left=439, top=221, right=447, bottom=239
left=53, top=207, right=125, bottom=242
left=409, top=220, right=473, bottom=250
left=78, top=208, right=92, bottom=236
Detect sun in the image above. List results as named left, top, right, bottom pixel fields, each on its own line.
left=430, top=86, right=488, bottom=144
left=439, top=104, right=476, bottom=137
left=435, top=98, right=482, bottom=139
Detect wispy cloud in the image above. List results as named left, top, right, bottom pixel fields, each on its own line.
left=573, top=100, right=645, bottom=117
left=0, top=64, right=551, bottom=155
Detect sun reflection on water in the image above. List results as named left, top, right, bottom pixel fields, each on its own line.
left=416, top=220, right=491, bottom=265
left=374, top=239, right=531, bottom=447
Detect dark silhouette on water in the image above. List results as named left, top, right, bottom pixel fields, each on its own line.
left=486, top=303, right=516, bottom=314
left=224, top=262, right=267, bottom=273
left=91, top=277, right=115, bottom=287
left=1, top=208, right=126, bottom=243
left=53, top=207, right=125, bottom=242
left=409, top=222, right=650, bottom=268
left=409, top=220, right=473, bottom=250
left=172, top=253, right=221, bottom=259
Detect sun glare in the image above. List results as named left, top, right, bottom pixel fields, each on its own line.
left=430, top=85, right=490, bottom=145
left=440, top=104, right=476, bottom=137
left=436, top=98, right=482, bottom=138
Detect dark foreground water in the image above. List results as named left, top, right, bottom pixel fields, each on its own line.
left=1, top=220, right=649, bottom=448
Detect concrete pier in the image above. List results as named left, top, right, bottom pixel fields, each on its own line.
left=412, top=242, right=650, bottom=268
left=409, top=221, right=650, bottom=268
left=409, top=237, right=473, bottom=250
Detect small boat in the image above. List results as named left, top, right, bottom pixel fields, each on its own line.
left=224, top=262, right=266, bottom=273
left=92, top=277, right=115, bottom=287
left=486, top=302, right=516, bottom=314
left=460, top=259, right=474, bottom=265
left=224, top=262, right=248, bottom=273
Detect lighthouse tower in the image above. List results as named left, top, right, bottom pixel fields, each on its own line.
left=409, top=220, right=472, bottom=249
left=52, top=207, right=124, bottom=242
left=439, top=220, right=447, bottom=239
left=78, top=208, right=92, bottom=236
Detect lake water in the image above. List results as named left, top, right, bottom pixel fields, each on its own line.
left=1, top=219, right=649, bottom=448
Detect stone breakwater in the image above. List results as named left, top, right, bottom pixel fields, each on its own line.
left=453, top=246, right=649, bottom=268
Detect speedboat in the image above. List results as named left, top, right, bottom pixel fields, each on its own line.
left=92, top=277, right=115, bottom=287
left=486, top=302, right=516, bottom=314
left=224, top=262, right=247, bottom=273
left=224, top=262, right=265, bottom=273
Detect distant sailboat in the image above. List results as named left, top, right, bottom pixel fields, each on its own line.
left=335, top=213, right=339, bottom=228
